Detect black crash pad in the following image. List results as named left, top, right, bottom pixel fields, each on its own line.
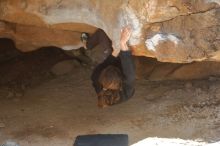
left=73, top=134, right=128, bottom=146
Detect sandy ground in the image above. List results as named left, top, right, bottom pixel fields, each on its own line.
left=0, top=65, right=220, bottom=145
left=0, top=46, right=220, bottom=146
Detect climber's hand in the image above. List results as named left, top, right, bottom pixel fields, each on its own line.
left=112, top=26, right=132, bottom=57
left=120, top=26, right=132, bottom=44
left=120, top=26, right=132, bottom=51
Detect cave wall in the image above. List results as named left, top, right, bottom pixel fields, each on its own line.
left=134, top=56, right=220, bottom=80
left=1, top=37, right=220, bottom=82
left=0, top=0, right=219, bottom=63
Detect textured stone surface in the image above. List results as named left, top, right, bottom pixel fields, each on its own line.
left=51, top=60, right=80, bottom=75
left=0, top=0, right=219, bottom=63
left=134, top=56, right=220, bottom=80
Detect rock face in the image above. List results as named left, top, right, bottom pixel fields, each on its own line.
left=134, top=56, right=220, bottom=80
left=51, top=60, right=80, bottom=76
left=0, top=0, right=219, bottom=63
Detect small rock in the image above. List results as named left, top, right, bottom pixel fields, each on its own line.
left=185, top=82, right=193, bottom=89
left=0, top=122, right=5, bottom=128
left=7, top=91, right=14, bottom=98
left=200, top=101, right=206, bottom=107
left=15, top=92, right=23, bottom=97
left=2, top=141, right=19, bottom=146
left=183, top=105, right=189, bottom=112
left=208, top=76, right=218, bottom=81
left=188, top=114, right=192, bottom=119
left=51, top=60, right=80, bottom=75
left=12, top=97, right=21, bottom=102
left=195, top=88, right=202, bottom=94
left=21, top=84, right=26, bottom=90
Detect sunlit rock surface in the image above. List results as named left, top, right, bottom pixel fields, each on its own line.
left=131, top=137, right=220, bottom=146
left=0, top=0, right=219, bottom=63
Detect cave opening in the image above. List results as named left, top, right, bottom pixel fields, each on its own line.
left=0, top=37, right=220, bottom=146
left=0, top=0, right=220, bottom=145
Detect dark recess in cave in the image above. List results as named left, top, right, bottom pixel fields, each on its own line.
left=0, top=38, right=73, bottom=89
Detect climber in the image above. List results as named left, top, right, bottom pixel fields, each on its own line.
left=81, top=26, right=135, bottom=108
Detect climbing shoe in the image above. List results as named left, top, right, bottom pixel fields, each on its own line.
left=81, top=32, right=90, bottom=43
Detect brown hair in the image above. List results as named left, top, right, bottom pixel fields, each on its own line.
left=98, top=65, right=122, bottom=108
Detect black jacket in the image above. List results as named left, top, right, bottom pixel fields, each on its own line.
left=91, top=51, right=135, bottom=103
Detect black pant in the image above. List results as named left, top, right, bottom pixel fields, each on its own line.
left=86, top=29, right=113, bottom=58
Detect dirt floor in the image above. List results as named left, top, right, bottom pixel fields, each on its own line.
left=0, top=42, right=220, bottom=146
